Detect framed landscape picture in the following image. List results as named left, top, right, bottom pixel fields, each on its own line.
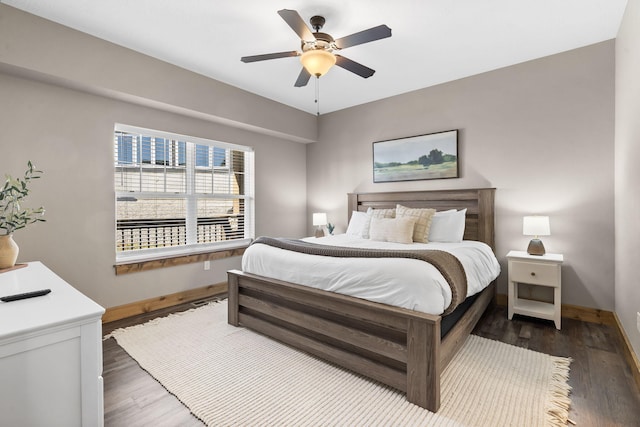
left=373, top=130, right=459, bottom=183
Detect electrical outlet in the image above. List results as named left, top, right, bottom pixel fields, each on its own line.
left=637, top=312, right=640, bottom=333
left=204, top=260, right=210, bottom=271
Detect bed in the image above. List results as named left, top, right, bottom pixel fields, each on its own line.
left=227, top=188, right=497, bottom=412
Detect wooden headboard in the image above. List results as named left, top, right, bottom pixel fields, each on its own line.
left=347, top=188, right=496, bottom=251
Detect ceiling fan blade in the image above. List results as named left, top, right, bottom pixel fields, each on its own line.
left=335, top=55, right=375, bottom=78
left=241, top=51, right=299, bottom=63
left=294, top=68, right=312, bottom=87
left=278, top=9, right=315, bottom=41
left=334, top=25, right=392, bottom=49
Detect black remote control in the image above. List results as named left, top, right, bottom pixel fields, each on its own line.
left=1, top=289, right=51, bottom=302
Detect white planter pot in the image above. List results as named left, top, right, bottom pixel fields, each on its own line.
left=0, top=234, right=19, bottom=269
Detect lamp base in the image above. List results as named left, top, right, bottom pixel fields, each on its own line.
left=315, top=227, right=324, bottom=238
left=527, top=239, right=546, bottom=256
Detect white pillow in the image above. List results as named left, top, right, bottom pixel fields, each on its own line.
left=369, top=217, right=416, bottom=244
left=346, top=211, right=369, bottom=236
left=428, top=209, right=467, bottom=243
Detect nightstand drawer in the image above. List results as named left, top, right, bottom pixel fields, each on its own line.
left=509, top=261, right=559, bottom=286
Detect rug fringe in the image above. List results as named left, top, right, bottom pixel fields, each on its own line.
left=545, top=357, right=573, bottom=426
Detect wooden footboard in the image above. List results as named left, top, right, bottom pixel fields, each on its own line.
left=227, top=187, right=497, bottom=412
left=228, top=269, right=495, bottom=412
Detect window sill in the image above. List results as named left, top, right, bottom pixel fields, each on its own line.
left=114, top=245, right=248, bottom=275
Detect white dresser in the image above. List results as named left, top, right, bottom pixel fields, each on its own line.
left=0, top=262, right=105, bottom=427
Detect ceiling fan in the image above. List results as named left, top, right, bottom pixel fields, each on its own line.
left=241, top=9, right=392, bottom=87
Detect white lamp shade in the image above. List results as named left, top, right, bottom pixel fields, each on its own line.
left=313, top=212, right=328, bottom=226
left=300, top=50, right=336, bottom=77
left=523, top=216, right=550, bottom=236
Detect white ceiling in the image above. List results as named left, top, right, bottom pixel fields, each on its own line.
left=3, top=0, right=628, bottom=115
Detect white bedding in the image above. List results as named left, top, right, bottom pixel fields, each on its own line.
left=241, top=234, right=501, bottom=316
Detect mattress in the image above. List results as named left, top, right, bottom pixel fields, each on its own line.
left=241, top=234, right=501, bottom=316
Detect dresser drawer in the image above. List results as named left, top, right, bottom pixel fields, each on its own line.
left=509, top=260, right=560, bottom=287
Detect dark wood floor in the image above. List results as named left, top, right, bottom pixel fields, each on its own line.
left=102, top=302, right=640, bottom=427
left=103, top=301, right=208, bottom=427
left=474, top=307, right=640, bottom=427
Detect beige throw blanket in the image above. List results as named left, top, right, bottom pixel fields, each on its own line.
left=251, top=236, right=468, bottom=315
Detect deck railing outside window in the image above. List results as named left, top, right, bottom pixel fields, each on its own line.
left=116, top=214, right=245, bottom=252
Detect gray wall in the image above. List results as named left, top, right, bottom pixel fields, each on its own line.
left=0, top=4, right=316, bottom=144
left=309, top=41, right=615, bottom=311
left=0, top=5, right=308, bottom=308
left=615, top=0, right=640, bottom=363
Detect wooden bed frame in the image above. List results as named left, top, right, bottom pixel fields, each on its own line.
left=227, top=188, right=496, bottom=412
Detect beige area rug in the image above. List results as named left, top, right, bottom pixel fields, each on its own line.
left=106, top=300, right=572, bottom=426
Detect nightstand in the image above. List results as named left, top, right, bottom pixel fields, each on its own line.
left=507, top=250, right=563, bottom=329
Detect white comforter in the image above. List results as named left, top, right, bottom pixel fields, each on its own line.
left=241, top=234, right=501, bottom=315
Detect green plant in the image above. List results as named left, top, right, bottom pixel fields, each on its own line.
left=0, top=161, right=46, bottom=235
left=327, top=222, right=335, bottom=235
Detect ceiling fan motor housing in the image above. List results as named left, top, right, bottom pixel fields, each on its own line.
left=302, top=32, right=335, bottom=52
left=310, top=15, right=326, bottom=31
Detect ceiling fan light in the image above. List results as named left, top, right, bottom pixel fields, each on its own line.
left=300, top=49, right=336, bottom=77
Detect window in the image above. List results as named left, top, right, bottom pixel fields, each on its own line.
left=114, top=124, right=254, bottom=263
left=116, top=133, right=135, bottom=164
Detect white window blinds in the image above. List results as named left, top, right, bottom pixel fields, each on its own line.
left=114, top=124, right=254, bottom=262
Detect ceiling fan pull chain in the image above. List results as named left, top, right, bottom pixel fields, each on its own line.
left=316, top=76, right=320, bottom=116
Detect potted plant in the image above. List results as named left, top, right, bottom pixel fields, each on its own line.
left=327, top=222, right=335, bottom=235
left=0, top=161, right=46, bottom=269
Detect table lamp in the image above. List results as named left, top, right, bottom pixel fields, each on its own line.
left=313, top=212, right=327, bottom=238
left=523, top=215, right=550, bottom=255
